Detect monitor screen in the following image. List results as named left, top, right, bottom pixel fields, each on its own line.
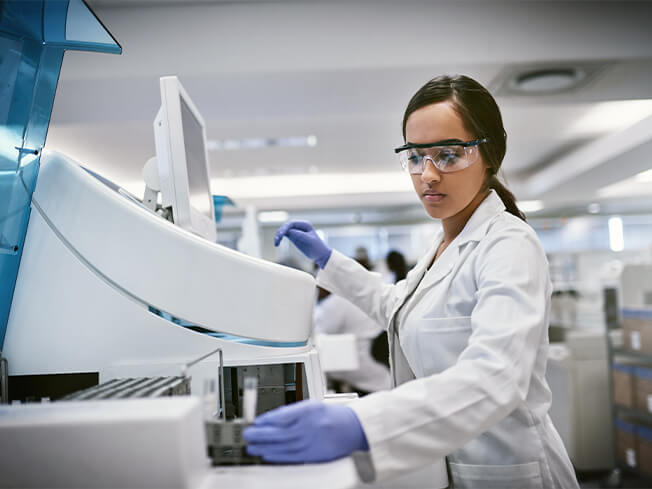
left=180, top=98, right=213, bottom=222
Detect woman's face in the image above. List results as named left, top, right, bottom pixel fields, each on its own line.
left=405, top=101, right=487, bottom=220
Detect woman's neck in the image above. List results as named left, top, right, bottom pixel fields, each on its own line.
left=441, top=189, right=490, bottom=245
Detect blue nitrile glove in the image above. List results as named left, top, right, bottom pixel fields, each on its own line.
left=274, top=220, right=332, bottom=269
left=242, top=400, right=369, bottom=463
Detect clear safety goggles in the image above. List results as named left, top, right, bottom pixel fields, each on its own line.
left=394, top=138, right=488, bottom=174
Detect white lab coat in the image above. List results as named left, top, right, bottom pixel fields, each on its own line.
left=315, top=293, right=391, bottom=393
left=316, top=191, right=578, bottom=489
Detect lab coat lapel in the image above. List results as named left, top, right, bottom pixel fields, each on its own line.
left=454, top=190, right=506, bottom=246
left=398, top=235, right=441, bottom=308
left=418, top=191, right=505, bottom=290
left=386, top=235, right=441, bottom=387
left=419, top=240, right=458, bottom=289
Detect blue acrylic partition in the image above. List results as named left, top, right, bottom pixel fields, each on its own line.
left=213, top=195, right=236, bottom=223
left=0, top=0, right=121, bottom=348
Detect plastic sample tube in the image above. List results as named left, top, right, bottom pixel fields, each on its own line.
left=242, top=377, right=258, bottom=423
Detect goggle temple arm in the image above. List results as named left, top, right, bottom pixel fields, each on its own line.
left=394, top=137, right=488, bottom=154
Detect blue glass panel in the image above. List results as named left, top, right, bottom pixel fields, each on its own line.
left=0, top=37, right=59, bottom=349
left=0, top=0, right=121, bottom=348
left=43, top=0, right=121, bottom=54
left=213, top=195, right=235, bottom=223
left=65, top=0, right=118, bottom=49
left=0, top=1, right=43, bottom=41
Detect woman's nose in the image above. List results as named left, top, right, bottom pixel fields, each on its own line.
left=421, top=158, right=441, bottom=184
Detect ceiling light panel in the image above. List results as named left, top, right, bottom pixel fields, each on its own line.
left=568, top=99, right=652, bottom=137
left=518, top=200, right=544, bottom=213
left=212, top=172, right=412, bottom=199
left=207, top=135, right=317, bottom=151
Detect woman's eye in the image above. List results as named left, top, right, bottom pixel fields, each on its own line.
left=439, top=149, right=462, bottom=164
left=407, top=154, right=421, bottom=164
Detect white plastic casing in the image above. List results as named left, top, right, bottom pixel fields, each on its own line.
left=4, top=151, right=322, bottom=396
left=0, top=397, right=209, bottom=489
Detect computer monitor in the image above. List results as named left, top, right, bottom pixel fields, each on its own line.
left=153, top=76, right=217, bottom=242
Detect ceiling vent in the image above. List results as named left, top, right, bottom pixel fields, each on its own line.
left=490, top=61, right=611, bottom=96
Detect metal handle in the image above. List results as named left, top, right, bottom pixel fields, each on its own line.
left=218, top=349, right=225, bottom=420
left=181, top=347, right=225, bottom=420
left=0, top=351, right=8, bottom=404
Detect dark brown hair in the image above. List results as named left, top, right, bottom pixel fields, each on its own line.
left=402, top=74, right=526, bottom=221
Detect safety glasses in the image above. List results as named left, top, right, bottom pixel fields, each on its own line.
left=394, top=138, right=488, bottom=174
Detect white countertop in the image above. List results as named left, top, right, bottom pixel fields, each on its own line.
left=200, top=457, right=450, bottom=489
left=200, top=458, right=361, bottom=489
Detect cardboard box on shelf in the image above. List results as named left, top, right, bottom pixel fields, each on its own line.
left=612, top=364, right=635, bottom=408
left=622, top=310, right=652, bottom=354
left=634, top=367, right=652, bottom=415
left=637, top=425, right=652, bottom=476
left=615, top=419, right=638, bottom=469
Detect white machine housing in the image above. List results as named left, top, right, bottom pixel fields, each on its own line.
left=0, top=397, right=210, bottom=489
left=4, top=150, right=323, bottom=397
left=546, top=331, right=613, bottom=470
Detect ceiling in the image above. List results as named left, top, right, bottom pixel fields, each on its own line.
left=46, top=0, right=652, bottom=220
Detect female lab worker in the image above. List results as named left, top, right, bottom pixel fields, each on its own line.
left=244, top=75, right=578, bottom=489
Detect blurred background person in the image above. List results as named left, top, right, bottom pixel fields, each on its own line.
left=315, top=286, right=391, bottom=396
left=353, top=246, right=373, bottom=271
left=371, top=249, right=409, bottom=369
left=385, top=249, right=408, bottom=283
left=314, top=250, right=391, bottom=396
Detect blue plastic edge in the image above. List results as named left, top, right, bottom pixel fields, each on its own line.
left=149, top=307, right=307, bottom=348
left=213, top=195, right=235, bottom=223
left=202, top=332, right=306, bottom=348
left=622, top=308, right=652, bottom=320
left=638, top=425, right=652, bottom=442
left=43, top=0, right=122, bottom=54
left=615, top=419, right=636, bottom=434
left=612, top=364, right=633, bottom=374
left=634, top=366, right=652, bottom=381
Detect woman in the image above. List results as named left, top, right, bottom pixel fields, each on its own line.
left=244, top=75, right=578, bottom=489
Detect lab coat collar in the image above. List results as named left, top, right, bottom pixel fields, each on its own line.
left=454, top=190, right=506, bottom=247
left=414, top=190, right=506, bottom=289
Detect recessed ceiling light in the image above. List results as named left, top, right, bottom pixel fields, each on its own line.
left=587, top=203, right=601, bottom=214
left=510, top=68, right=585, bottom=94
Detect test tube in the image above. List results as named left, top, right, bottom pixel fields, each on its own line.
left=202, top=378, right=217, bottom=419
left=242, top=376, right=258, bottom=423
